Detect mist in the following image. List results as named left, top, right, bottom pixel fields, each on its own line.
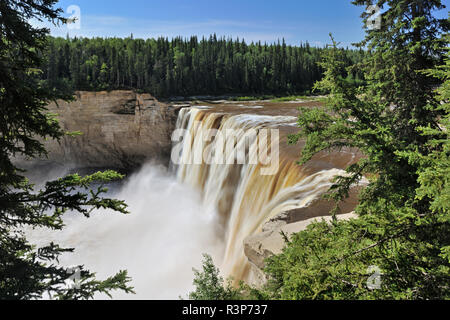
left=27, top=164, right=224, bottom=300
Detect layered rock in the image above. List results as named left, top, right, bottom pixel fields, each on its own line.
left=31, top=91, right=181, bottom=170
left=243, top=185, right=362, bottom=287
left=245, top=211, right=357, bottom=287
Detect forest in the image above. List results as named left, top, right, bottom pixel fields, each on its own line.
left=1, top=0, right=449, bottom=303
left=42, top=35, right=365, bottom=97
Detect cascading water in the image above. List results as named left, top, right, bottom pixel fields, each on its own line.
left=27, top=165, right=225, bottom=300
left=27, top=102, right=359, bottom=299
left=172, top=107, right=353, bottom=282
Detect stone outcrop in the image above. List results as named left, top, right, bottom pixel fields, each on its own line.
left=245, top=211, right=357, bottom=287
left=31, top=91, right=181, bottom=170
left=262, top=185, right=361, bottom=232
left=243, top=184, right=363, bottom=287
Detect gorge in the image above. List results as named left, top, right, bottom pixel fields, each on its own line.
left=27, top=91, right=363, bottom=298
left=3, top=0, right=446, bottom=302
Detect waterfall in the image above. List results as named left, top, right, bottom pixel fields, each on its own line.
left=25, top=104, right=358, bottom=299
left=172, top=107, right=351, bottom=282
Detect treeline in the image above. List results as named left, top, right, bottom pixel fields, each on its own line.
left=42, top=35, right=365, bottom=97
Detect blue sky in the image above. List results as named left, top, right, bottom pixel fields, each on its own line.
left=38, top=0, right=449, bottom=47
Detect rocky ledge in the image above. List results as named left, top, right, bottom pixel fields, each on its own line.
left=244, top=185, right=362, bottom=287
left=31, top=91, right=182, bottom=170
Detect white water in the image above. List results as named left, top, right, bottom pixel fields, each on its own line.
left=27, top=106, right=356, bottom=299
left=174, top=107, right=353, bottom=282
left=28, top=164, right=224, bottom=299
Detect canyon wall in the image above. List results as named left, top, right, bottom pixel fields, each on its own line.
left=33, top=91, right=180, bottom=170
left=24, top=92, right=362, bottom=288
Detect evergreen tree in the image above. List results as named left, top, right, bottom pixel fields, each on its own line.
left=188, top=255, right=242, bottom=300
left=0, top=0, right=133, bottom=299
left=189, top=0, right=449, bottom=301
left=268, top=0, right=449, bottom=299
left=40, top=35, right=363, bottom=98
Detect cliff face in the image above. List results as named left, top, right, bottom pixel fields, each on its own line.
left=244, top=212, right=357, bottom=287
left=243, top=185, right=363, bottom=287
left=37, top=91, right=180, bottom=170
left=24, top=92, right=361, bottom=288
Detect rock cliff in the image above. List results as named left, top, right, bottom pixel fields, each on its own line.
left=245, top=212, right=358, bottom=287
left=244, top=185, right=362, bottom=287
left=32, top=91, right=180, bottom=170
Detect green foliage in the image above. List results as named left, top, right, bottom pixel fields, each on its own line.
left=41, top=36, right=365, bottom=98
left=0, top=0, right=133, bottom=299
left=270, top=0, right=450, bottom=300
left=190, top=2, right=450, bottom=302
left=189, top=1, right=449, bottom=301
left=230, top=95, right=275, bottom=101
left=263, top=210, right=450, bottom=299
left=189, top=255, right=244, bottom=300
left=270, top=95, right=323, bottom=102
left=414, top=38, right=450, bottom=218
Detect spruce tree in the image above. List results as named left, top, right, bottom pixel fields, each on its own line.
left=264, top=0, right=449, bottom=299
left=0, top=0, right=133, bottom=299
